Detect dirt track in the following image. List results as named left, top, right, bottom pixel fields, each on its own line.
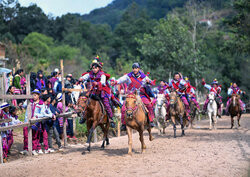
left=0, top=115, right=249, bottom=177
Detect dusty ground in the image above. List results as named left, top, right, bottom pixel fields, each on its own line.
left=0, top=114, right=249, bottom=177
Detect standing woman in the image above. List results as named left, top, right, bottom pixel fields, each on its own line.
left=36, top=71, right=46, bottom=91
left=13, top=69, right=24, bottom=94
left=6, top=86, right=18, bottom=107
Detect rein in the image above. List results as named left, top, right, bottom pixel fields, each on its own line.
left=125, top=94, right=138, bottom=117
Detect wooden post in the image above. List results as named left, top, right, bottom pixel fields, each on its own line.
left=0, top=135, right=3, bottom=164
left=61, top=60, right=67, bottom=147
left=0, top=75, right=4, bottom=102
left=26, top=74, right=32, bottom=155
left=3, top=72, right=6, bottom=100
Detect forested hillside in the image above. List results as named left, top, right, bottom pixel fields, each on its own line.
left=0, top=0, right=249, bottom=100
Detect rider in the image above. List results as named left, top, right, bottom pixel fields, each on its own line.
left=79, top=58, right=116, bottom=128
left=113, top=63, right=156, bottom=131
left=109, top=77, right=122, bottom=108
left=225, top=82, right=246, bottom=114
left=184, top=77, right=200, bottom=111
left=202, top=78, right=222, bottom=115
left=169, top=72, right=191, bottom=121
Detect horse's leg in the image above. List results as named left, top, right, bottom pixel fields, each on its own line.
left=208, top=112, right=212, bottom=130
left=139, top=130, right=146, bottom=153
left=231, top=116, right=234, bottom=129
left=237, top=114, right=241, bottom=127
left=106, top=122, right=110, bottom=146
left=99, top=124, right=106, bottom=149
left=86, top=122, right=97, bottom=152
left=180, top=116, right=185, bottom=136
left=171, top=116, right=177, bottom=138
left=157, top=118, right=161, bottom=135
left=127, top=126, right=133, bottom=155
left=147, top=126, right=153, bottom=141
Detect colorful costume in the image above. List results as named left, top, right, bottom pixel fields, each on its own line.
left=0, top=108, right=10, bottom=159
left=185, top=79, right=200, bottom=110
left=23, top=98, right=44, bottom=151
left=202, top=79, right=222, bottom=112
left=169, top=77, right=191, bottom=118
left=80, top=70, right=114, bottom=121
left=116, top=71, right=155, bottom=125
left=226, top=85, right=245, bottom=112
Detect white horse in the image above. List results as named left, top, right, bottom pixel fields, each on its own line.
left=154, top=94, right=168, bottom=135
left=207, top=92, right=218, bottom=130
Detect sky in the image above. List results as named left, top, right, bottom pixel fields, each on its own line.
left=18, top=0, right=114, bottom=16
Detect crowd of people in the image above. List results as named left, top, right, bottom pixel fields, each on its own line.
left=1, top=68, right=80, bottom=162
left=0, top=56, right=247, bottom=163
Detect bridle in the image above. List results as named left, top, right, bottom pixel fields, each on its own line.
left=125, top=94, right=138, bottom=118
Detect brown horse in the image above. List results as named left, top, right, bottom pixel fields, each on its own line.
left=77, top=93, right=110, bottom=152
left=124, top=91, right=153, bottom=155
left=169, top=91, right=188, bottom=138
left=229, top=94, right=241, bottom=129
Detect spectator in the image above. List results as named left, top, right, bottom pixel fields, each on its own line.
left=6, top=86, right=18, bottom=107
left=36, top=71, right=46, bottom=91
left=8, top=106, right=22, bottom=155
left=49, top=71, right=58, bottom=89
left=48, top=96, right=62, bottom=151
left=20, top=89, right=44, bottom=156
left=67, top=101, right=77, bottom=140
left=53, top=73, right=62, bottom=94
left=7, top=71, right=13, bottom=88
left=0, top=102, right=10, bottom=163
left=13, top=69, right=24, bottom=91
left=40, top=94, right=56, bottom=154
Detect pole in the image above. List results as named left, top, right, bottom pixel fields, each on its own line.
left=0, top=135, right=3, bottom=164
left=60, top=60, right=67, bottom=147
left=26, top=74, right=32, bottom=155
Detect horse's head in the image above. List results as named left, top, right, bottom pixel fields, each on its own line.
left=169, top=91, right=177, bottom=107
left=125, top=92, right=138, bottom=119
left=231, top=94, right=240, bottom=106
left=75, top=93, right=88, bottom=115
left=157, top=94, right=165, bottom=107
left=208, top=92, right=215, bottom=103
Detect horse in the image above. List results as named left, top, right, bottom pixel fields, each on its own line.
left=76, top=92, right=110, bottom=152
left=228, top=94, right=241, bottom=129
left=154, top=94, right=168, bottom=135
left=169, top=91, right=188, bottom=138
left=189, top=97, right=199, bottom=129
left=207, top=92, right=218, bottom=130
left=124, top=91, right=153, bottom=155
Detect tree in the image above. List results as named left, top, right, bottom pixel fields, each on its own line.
left=137, top=15, right=194, bottom=81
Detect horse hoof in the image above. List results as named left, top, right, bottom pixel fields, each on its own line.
left=174, top=136, right=176, bottom=138
left=106, top=142, right=110, bottom=146
left=128, top=152, right=132, bottom=156
left=87, top=147, right=90, bottom=152
left=149, top=136, right=154, bottom=141
left=141, top=149, right=146, bottom=154
left=101, top=145, right=105, bottom=149
left=82, top=151, right=86, bottom=155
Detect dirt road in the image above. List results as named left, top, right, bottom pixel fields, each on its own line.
left=0, top=115, right=249, bottom=177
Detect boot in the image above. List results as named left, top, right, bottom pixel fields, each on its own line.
left=109, top=117, right=116, bottom=128
left=79, top=118, right=86, bottom=124
left=120, top=124, right=126, bottom=131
